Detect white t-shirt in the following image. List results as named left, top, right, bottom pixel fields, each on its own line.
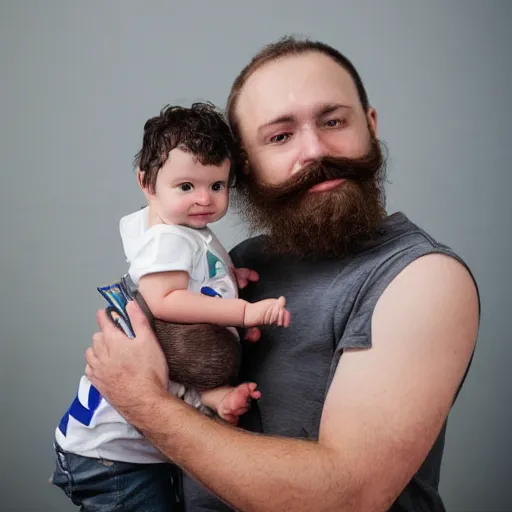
left=120, top=207, right=238, bottom=299
left=55, top=208, right=239, bottom=464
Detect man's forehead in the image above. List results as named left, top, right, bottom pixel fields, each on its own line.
left=238, top=52, right=360, bottom=129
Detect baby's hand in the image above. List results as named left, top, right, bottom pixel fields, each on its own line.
left=234, top=267, right=259, bottom=289
left=217, top=382, right=261, bottom=425
left=244, top=296, right=291, bottom=328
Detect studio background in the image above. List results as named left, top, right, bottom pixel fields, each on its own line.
left=1, top=2, right=510, bottom=510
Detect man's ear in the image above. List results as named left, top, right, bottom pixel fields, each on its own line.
left=367, top=107, right=378, bottom=138
left=239, top=148, right=250, bottom=175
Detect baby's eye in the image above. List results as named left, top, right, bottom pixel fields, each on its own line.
left=179, top=183, right=193, bottom=192
left=211, top=182, right=225, bottom=192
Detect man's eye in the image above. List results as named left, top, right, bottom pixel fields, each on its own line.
left=179, top=183, right=193, bottom=192
left=325, top=119, right=344, bottom=128
left=269, top=133, right=290, bottom=144
left=211, top=182, right=225, bottom=192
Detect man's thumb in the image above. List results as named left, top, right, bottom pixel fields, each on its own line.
left=125, top=300, right=151, bottom=337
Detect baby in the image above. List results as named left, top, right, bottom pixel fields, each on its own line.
left=51, top=103, right=290, bottom=511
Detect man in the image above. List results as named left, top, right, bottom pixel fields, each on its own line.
left=85, top=37, right=479, bottom=511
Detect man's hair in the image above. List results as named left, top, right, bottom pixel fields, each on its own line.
left=226, top=36, right=371, bottom=143
left=134, top=102, right=238, bottom=193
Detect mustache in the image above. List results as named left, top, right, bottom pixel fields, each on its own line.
left=247, top=142, right=385, bottom=205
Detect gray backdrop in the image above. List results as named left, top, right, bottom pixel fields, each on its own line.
left=1, top=1, right=510, bottom=511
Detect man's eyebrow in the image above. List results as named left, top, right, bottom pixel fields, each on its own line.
left=257, top=115, right=296, bottom=135
left=318, top=103, right=352, bottom=116
left=257, top=104, right=353, bottom=135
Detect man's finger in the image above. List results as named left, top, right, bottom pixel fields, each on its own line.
left=236, top=268, right=251, bottom=279
left=92, top=332, right=107, bottom=357
left=96, top=308, right=122, bottom=335
left=238, top=268, right=259, bottom=280
left=236, top=269, right=249, bottom=288
left=244, top=327, right=261, bottom=342
left=85, top=363, right=93, bottom=380
left=247, top=270, right=259, bottom=282
left=235, top=268, right=259, bottom=288
left=125, top=300, right=152, bottom=338
left=85, top=346, right=99, bottom=368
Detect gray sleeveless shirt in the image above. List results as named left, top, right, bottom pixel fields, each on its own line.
left=183, top=212, right=478, bottom=511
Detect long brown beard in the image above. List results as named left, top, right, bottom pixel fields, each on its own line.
left=233, top=137, right=388, bottom=259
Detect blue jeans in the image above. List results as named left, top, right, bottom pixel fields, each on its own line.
left=51, top=443, right=183, bottom=511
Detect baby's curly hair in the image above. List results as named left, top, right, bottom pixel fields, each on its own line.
left=134, top=102, right=239, bottom=193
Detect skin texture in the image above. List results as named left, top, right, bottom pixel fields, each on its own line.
left=139, top=147, right=231, bottom=229
left=86, top=52, right=479, bottom=511
left=236, top=52, right=378, bottom=184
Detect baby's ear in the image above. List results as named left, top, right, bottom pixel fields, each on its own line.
left=137, top=168, right=152, bottom=200
left=136, top=167, right=144, bottom=188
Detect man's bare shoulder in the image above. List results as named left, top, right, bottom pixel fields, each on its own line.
left=379, top=251, right=479, bottom=317
left=318, top=252, right=479, bottom=510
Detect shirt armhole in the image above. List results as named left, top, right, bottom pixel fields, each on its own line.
left=329, top=246, right=473, bottom=385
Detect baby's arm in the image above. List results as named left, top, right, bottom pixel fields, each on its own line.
left=138, top=271, right=290, bottom=327
left=200, top=383, right=261, bottom=425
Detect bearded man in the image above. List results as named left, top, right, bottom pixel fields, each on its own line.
left=85, top=37, right=480, bottom=512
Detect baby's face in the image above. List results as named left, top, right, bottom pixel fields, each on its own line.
left=146, top=147, right=230, bottom=229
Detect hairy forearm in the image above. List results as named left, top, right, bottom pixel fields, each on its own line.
left=124, top=391, right=359, bottom=512
left=152, top=289, right=247, bottom=326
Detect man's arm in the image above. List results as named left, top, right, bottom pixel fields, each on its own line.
left=87, top=253, right=478, bottom=512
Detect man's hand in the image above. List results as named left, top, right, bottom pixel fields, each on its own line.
left=234, top=267, right=259, bottom=289
left=85, top=301, right=169, bottom=414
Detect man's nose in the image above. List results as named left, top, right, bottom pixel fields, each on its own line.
left=194, top=189, right=212, bottom=206
left=294, top=126, right=327, bottom=173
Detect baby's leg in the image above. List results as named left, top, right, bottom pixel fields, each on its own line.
left=200, top=383, right=261, bottom=425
